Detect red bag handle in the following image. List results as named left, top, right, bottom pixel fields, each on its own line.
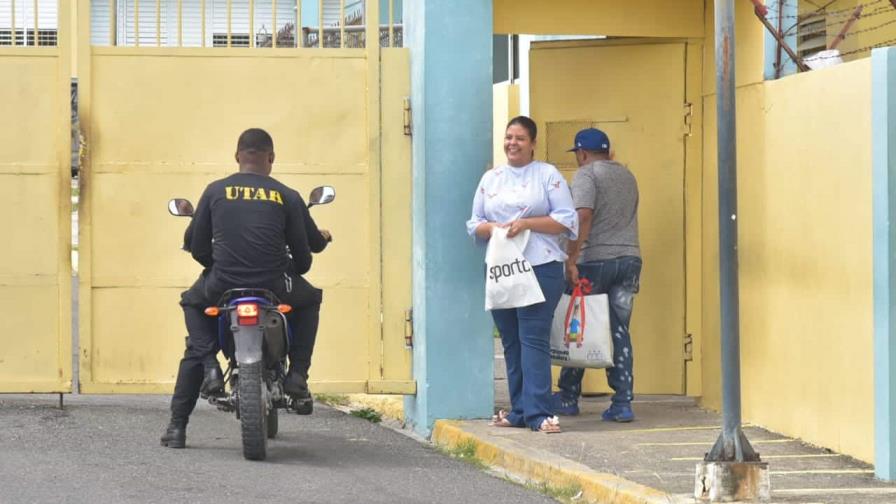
left=563, top=279, right=592, bottom=348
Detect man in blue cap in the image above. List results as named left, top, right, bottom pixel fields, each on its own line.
left=553, top=128, right=642, bottom=422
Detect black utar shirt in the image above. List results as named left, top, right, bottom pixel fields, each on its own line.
left=190, top=172, right=312, bottom=286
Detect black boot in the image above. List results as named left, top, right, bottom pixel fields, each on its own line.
left=283, top=368, right=309, bottom=398
left=199, top=366, right=225, bottom=399
left=284, top=368, right=313, bottom=415
left=160, top=420, right=186, bottom=449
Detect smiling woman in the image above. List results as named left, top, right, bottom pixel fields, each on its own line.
left=467, top=115, right=578, bottom=434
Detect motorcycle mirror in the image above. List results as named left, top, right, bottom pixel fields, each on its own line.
left=308, top=186, right=335, bottom=208
left=168, top=198, right=195, bottom=217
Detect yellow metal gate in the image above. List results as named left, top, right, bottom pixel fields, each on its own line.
left=531, top=39, right=690, bottom=395
left=0, top=1, right=73, bottom=392
left=76, top=0, right=412, bottom=394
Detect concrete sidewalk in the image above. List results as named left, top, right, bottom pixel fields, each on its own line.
left=359, top=340, right=896, bottom=503
left=432, top=392, right=896, bottom=503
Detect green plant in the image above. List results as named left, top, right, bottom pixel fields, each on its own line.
left=525, top=481, right=583, bottom=503
left=315, top=394, right=350, bottom=407
left=350, top=407, right=382, bottom=423
left=438, top=439, right=487, bottom=470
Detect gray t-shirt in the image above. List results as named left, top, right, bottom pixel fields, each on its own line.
left=571, top=160, right=640, bottom=262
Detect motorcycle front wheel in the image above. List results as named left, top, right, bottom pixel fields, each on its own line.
left=238, top=361, right=267, bottom=460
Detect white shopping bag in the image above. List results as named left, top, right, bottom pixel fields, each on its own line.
left=484, top=227, right=545, bottom=310
left=550, top=280, right=613, bottom=369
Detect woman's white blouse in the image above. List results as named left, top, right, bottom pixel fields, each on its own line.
left=466, top=161, right=578, bottom=266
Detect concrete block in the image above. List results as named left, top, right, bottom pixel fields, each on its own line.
left=694, top=461, right=770, bottom=502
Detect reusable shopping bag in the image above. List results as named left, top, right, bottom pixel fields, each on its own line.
left=484, top=227, right=545, bottom=310
left=550, top=279, right=613, bottom=368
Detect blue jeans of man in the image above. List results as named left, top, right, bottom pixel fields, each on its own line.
left=557, top=256, right=642, bottom=406
left=491, top=261, right=566, bottom=430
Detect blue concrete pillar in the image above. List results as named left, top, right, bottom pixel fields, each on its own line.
left=873, top=46, right=896, bottom=481
left=403, top=0, right=494, bottom=437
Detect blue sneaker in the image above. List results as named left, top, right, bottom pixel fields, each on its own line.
left=601, top=403, right=634, bottom=422
left=550, top=392, right=580, bottom=416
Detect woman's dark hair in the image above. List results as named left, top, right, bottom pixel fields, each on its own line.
left=506, top=116, right=537, bottom=142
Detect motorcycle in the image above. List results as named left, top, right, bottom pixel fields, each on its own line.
left=167, top=185, right=335, bottom=461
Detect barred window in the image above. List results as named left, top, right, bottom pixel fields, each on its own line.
left=0, top=0, right=59, bottom=47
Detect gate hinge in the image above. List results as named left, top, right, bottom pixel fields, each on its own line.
left=404, top=308, right=413, bottom=348
left=403, top=97, right=412, bottom=136
left=682, top=102, right=694, bottom=137
left=683, top=333, right=694, bottom=361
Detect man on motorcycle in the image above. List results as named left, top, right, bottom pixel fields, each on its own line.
left=161, top=128, right=330, bottom=448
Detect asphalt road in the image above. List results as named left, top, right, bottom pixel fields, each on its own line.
left=0, top=395, right=555, bottom=504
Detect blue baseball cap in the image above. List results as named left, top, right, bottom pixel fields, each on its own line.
left=568, top=128, right=610, bottom=153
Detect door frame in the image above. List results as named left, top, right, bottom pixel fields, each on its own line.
left=528, top=36, right=704, bottom=397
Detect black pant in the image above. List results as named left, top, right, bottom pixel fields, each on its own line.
left=169, top=270, right=322, bottom=424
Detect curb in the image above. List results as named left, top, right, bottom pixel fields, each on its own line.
left=432, top=420, right=690, bottom=504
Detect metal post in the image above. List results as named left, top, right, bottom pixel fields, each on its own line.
left=200, top=0, right=205, bottom=47
left=707, top=0, right=746, bottom=463
left=705, top=0, right=760, bottom=465
left=695, top=7, right=770, bottom=501
left=135, top=0, right=140, bottom=47
left=227, top=0, right=232, bottom=47
left=694, top=0, right=771, bottom=502
left=774, top=0, right=783, bottom=78
left=249, top=0, right=255, bottom=48
left=156, top=0, right=161, bottom=47
left=318, top=0, right=323, bottom=48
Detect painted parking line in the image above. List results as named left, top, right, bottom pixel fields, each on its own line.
left=774, top=487, right=896, bottom=495
left=670, top=453, right=841, bottom=461
left=617, top=424, right=754, bottom=434
left=637, top=439, right=794, bottom=447
left=771, top=469, right=875, bottom=475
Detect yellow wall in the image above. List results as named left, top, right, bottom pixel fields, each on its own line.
left=494, top=0, right=704, bottom=38
left=701, top=58, right=874, bottom=462
left=0, top=3, right=73, bottom=393
left=492, top=82, right=520, bottom=168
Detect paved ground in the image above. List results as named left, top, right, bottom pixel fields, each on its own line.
left=0, top=394, right=556, bottom=504
left=484, top=339, right=896, bottom=503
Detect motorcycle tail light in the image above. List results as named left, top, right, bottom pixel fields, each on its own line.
left=237, top=303, right=259, bottom=325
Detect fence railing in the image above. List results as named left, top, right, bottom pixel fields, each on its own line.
left=302, top=24, right=402, bottom=48
left=80, top=0, right=402, bottom=48
left=0, top=0, right=60, bottom=46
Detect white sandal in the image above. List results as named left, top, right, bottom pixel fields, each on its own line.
left=538, top=416, right=561, bottom=434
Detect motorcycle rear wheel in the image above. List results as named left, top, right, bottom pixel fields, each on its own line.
left=238, top=361, right=267, bottom=460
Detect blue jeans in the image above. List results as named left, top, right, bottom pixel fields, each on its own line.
left=557, top=256, right=642, bottom=406
left=492, top=261, right=566, bottom=430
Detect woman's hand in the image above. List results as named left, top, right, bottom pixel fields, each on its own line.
left=565, top=261, right=580, bottom=287
left=505, top=219, right=529, bottom=238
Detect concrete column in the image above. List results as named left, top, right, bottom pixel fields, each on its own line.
left=874, top=46, right=896, bottom=481
left=403, top=1, right=495, bottom=437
